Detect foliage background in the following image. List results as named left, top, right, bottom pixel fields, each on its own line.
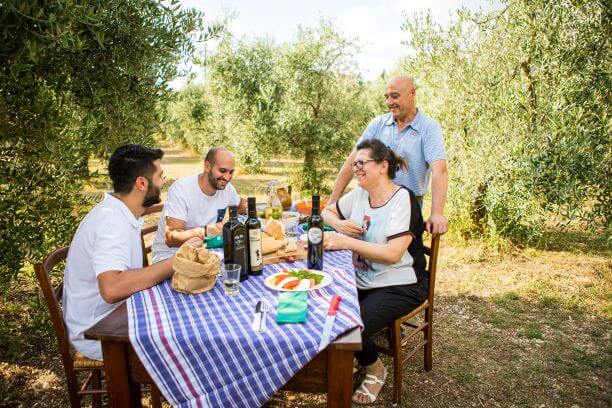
left=401, top=0, right=610, bottom=241
left=0, top=0, right=220, bottom=285
left=162, top=0, right=610, bottom=243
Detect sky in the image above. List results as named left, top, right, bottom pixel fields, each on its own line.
left=172, top=0, right=496, bottom=88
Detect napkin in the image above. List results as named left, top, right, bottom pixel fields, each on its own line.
left=276, top=291, right=308, bottom=324
left=204, top=235, right=223, bottom=249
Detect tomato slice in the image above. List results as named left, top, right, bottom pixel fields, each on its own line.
left=283, top=280, right=300, bottom=289
left=273, top=273, right=291, bottom=286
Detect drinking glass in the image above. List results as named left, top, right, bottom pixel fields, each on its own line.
left=222, top=264, right=241, bottom=296
left=282, top=212, right=299, bottom=249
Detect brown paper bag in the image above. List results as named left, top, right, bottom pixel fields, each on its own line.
left=172, top=243, right=221, bottom=294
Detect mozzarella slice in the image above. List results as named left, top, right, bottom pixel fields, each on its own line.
left=295, top=279, right=311, bottom=291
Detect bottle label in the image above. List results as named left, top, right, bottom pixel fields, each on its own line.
left=308, top=227, right=323, bottom=244
left=248, top=229, right=262, bottom=267
left=234, top=232, right=245, bottom=250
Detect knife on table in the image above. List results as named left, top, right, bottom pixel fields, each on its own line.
left=318, top=295, right=342, bottom=351
left=251, top=301, right=262, bottom=331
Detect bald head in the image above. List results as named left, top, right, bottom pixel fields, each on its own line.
left=385, top=76, right=417, bottom=122
left=387, top=76, right=415, bottom=92
left=204, top=147, right=233, bottom=166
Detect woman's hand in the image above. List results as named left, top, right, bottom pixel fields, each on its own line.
left=323, top=231, right=351, bottom=251
left=334, top=219, right=362, bottom=237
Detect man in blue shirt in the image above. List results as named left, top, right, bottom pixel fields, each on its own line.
left=330, top=76, right=449, bottom=235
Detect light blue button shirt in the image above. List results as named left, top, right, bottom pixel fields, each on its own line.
left=356, top=109, right=446, bottom=196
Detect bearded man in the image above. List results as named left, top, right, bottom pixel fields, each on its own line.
left=152, top=147, right=246, bottom=263
left=63, top=145, right=183, bottom=360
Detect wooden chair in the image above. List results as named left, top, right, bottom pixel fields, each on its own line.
left=34, top=246, right=106, bottom=408
left=35, top=246, right=164, bottom=408
left=375, top=233, right=441, bottom=404
left=141, top=203, right=164, bottom=266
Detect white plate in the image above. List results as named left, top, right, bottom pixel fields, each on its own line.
left=265, top=270, right=332, bottom=292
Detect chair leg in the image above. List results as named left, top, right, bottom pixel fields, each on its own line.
left=151, top=384, right=163, bottom=408
left=91, top=370, right=102, bottom=408
left=424, top=309, right=433, bottom=371
left=66, top=370, right=81, bottom=408
left=392, top=321, right=403, bottom=404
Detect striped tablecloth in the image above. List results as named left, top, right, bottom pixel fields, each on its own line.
left=127, top=249, right=362, bottom=408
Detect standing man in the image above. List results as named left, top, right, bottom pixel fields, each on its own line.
left=152, top=147, right=247, bottom=263
left=63, top=145, right=183, bottom=360
left=329, top=76, right=449, bottom=235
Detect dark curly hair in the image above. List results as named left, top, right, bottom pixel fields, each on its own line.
left=108, top=145, right=164, bottom=194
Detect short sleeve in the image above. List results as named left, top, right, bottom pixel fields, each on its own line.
left=355, top=117, right=380, bottom=146
left=163, top=181, right=188, bottom=221
left=92, top=222, right=132, bottom=276
left=227, top=183, right=240, bottom=206
left=336, top=188, right=361, bottom=220
left=423, top=121, right=447, bottom=164
left=385, top=190, right=412, bottom=240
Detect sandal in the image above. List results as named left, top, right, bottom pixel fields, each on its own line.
left=352, top=366, right=388, bottom=405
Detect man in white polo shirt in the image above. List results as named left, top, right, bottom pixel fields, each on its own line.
left=63, top=145, right=182, bottom=360
left=152, top=147, right=246, bottom=263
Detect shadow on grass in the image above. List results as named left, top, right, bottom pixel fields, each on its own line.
left=527, top=229, right=611, bottom=257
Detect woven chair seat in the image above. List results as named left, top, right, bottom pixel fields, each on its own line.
left=73, top=351, right=104, bottom=369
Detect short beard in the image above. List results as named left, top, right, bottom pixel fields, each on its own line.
left=142, top=180, right=161, bottom=208
left=207, top=171, right=227, bottom=190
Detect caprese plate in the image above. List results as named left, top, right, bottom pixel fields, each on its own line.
left=264, top=269, right=332, bottom=292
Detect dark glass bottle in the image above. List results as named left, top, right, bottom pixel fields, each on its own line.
left=307, top=195, right=324, bottom=270
left=246, top=197, right=263, bottom=275
left=223, top=205, right=249, bottom=281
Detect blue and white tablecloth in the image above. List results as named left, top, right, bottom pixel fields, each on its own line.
left=127, top=249, right=362, bottom=408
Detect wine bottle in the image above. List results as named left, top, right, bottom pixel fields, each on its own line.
left=246, top=197, right=263, bottom=275
left=307, top=195, right=324, bottom=270
left=222, top=205, right=249, bottom=281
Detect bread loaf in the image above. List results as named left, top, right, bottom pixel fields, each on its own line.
left=264, top=219, right=285, bottom=240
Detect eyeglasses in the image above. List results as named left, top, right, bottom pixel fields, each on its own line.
left=351, top=159, right=377, bottom=170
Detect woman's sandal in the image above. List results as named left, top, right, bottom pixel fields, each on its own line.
left=352, top=366, right=388, bottom=405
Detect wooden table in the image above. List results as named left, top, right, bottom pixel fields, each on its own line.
left=85, top=302, right=361, bottom=407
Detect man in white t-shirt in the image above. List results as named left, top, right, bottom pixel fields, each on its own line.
left=63, top=145, right=192, bottom=360
left=152, top=147, right=247, bottom=263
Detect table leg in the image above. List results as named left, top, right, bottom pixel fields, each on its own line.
left=101, top=341, right=142, bottom=408
left=326, top=349, right=354, bottom=408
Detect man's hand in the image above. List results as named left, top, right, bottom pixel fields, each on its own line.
left=323, top=231, right=350, bottom=251
left=335, top=219, right=362, bottom=237
left=184, top=236, right=203, bottom=248
left=206, top=222, right=224, bottom=236
left=425, top=214, right=449, bottom=235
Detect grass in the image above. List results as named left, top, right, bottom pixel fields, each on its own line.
left=1, top=140, right=611, bottom=407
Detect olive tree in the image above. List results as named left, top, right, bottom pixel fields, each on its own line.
left=401, top=0, right=610, bottom=241
left=0, top=0, right=220, bottom=284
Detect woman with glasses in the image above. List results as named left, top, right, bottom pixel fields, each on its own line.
left=322, top=138, right=427, bottom=405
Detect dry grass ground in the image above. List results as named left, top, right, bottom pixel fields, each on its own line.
left=1, top=141, right=610, bottom=407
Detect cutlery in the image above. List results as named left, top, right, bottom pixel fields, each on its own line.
left=252, top=301, right=263, bottom=331
left=318, top=295, right=342, bottom=351
left=259, top=300, right=271, bottom=333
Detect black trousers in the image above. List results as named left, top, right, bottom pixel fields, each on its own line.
left=356, top=283, right=427, bottom=366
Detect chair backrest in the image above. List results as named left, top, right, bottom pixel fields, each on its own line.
left=423, top=234, right=441, bottom=306
left=34, top=246, right=75, bottom=376
left=141, top=203, right=164, bottom=266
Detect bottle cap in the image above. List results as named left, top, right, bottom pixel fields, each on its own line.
left=229, top=205, right=238, bottom=217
